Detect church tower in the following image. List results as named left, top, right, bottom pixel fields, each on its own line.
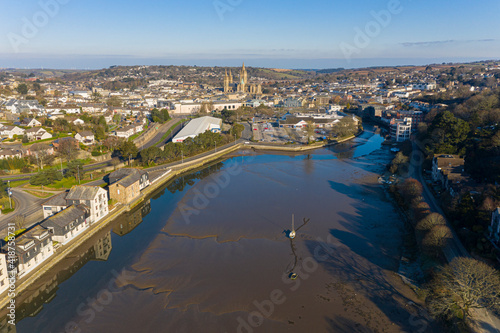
left=224, top=69, right=229, bottom=93
left=229, top=70, right=233, bottom=84
left=239, top=62, right=248, bottom=92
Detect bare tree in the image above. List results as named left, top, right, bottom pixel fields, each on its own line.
left=12, top=215, right=25, bottom=231
left=58, top=138, right=79, bottom=162
left=416, top=213, right=446, bottom=232
left=29, top=143, right=52, bottom=170
left=428, top=257, right=500, bottom=325
left=422, top=225, right=452, bottom=257
left=305, top=121, right=315, bottom=143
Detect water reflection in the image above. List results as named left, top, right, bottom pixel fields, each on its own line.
left=0, top=199, right=154, bottom=330
left=0, top=231, right=112, bottom=329
left=284, top=218, right=310, bottom=277
left=166, top=162, right=224, bottom=194
left=113, top=200, right=151, bottom=237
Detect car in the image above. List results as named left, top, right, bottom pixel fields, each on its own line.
left=253, top=128, right=257, bottom=131
left=244, top=141, right=250, bottom=144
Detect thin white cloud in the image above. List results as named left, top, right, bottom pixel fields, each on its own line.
left=401, top=39, right=496, bottom=47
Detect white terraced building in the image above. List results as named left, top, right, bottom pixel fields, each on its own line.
left=172, top=116, right=222, bottom=143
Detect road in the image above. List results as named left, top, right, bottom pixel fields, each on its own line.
left=0, top=188, right=46, bottom=236
left=139, top=118, right=181, bottom=150
left=0, top=119, right=184, bottom=182
left=411, top=142, right=500, bottom=332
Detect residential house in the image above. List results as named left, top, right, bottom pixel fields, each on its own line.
left=104, top=114, right=114, bottom=124
left=431, top=154, right=469, bottom=197
left=4, top=226, right=54, bottom=277
left=115, top=126, right=135, bottom=139
left=432, top=155, right=465, bottom=183
left=132, top=123, right=144, bottom=134
left=73, top=118, right=85, bottom=126
left=25, top=143, right=55, bottom=157
left=108, top=168, right=150, bottom=190
left=21, top=118, right=42, bottom=127
left=75, top=131, right=95, bottom=145
left=42, top=191, right=69, bottom=219
left=108, top=169, right=150, bottom=204
left=42, top=205, right=90, bottom=245
left=0, top=149, right=22, bottom=159
left=0, top=254, right=8, bottom=294
left=1, top=126, right=25, bottom=138
left=65, top=186, right=109, bottom=223
left=53, top=137, right=79, bottom=151
left=25, top=127, right=52, bottom=141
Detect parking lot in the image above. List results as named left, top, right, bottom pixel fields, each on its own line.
left=252, top=122, right=331, bottom=144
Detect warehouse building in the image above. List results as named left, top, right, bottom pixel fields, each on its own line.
left=172, top=116, right=222, bottom=143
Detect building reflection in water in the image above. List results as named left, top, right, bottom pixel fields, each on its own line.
left=1, top=198, right=154, bottom=327
left=0, top=230, right=114, bottom=330
left=112, top=199, right=151, bottom=237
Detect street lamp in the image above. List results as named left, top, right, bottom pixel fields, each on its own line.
left=214, top=141, right=217, bottom=153
left=7, top=180, right=11, bottom=209
left=234, top=134, right=236, bottom=145
left=181, top=150, right=183, bottom=164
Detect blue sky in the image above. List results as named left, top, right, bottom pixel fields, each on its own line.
left=0, top=0, right=498, bottom=69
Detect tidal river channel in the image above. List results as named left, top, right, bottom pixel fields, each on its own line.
left=8, top=125, right=437, bottom=333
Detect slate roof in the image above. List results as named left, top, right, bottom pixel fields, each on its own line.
left=42, top=205, right=88, bottom=228
left=77, top=131, right=94, bottom=137
left=66, top=186, right=101, bottom=200
left=43, top=191, right=68, bottom=207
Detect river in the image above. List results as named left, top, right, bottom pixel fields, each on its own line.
left=8, top=125, right=437, bottom=333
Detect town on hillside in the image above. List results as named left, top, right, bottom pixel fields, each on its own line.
left=1, top=61, right=500, bottom=332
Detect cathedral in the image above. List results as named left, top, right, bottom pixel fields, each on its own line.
left=223, top=63, right=262, bottom=95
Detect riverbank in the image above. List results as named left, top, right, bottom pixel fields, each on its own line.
left=0, top=132, right=361, bottom=312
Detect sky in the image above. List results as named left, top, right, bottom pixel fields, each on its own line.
left=0, top=0, right=499, bottom=69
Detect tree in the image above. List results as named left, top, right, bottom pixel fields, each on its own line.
left=416, top=213, right=446, bottom=231
left=58, top=138, right=79, bottom=162
left=421, top=225, right=452, bottom=257
left=103, top=136, right=122, bottom=152
left=91, top=91, right=102, bottom=103
left=305, top=121, right=316, bottom=143
left=118, top=140, right=138, bottom=165
left=151, top=108, right=171, bottom=123
left=389, top=151, right=409, bottom=174
left=29, top=169, right=62, bottom=186
left=333, top=117, right=357, bottom=137
left=29, top=143, right=52, bottom=170
left=65, top=160, right=85, bottom=180
left=230, top=124, right=245, bottom=139
left=12, top=215, right=26, bottom=231
left=428, top=257, right=500, bottom=325
left=16, top=83, right=28, bottom=95
left=427, top=111, right=470, bottom=155
left=398, top=178, right=423, bottom=203
left=140, top=146, right=162, bottom=166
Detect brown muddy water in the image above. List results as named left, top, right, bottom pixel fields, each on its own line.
left=10, top=126, right=437, bottom=333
